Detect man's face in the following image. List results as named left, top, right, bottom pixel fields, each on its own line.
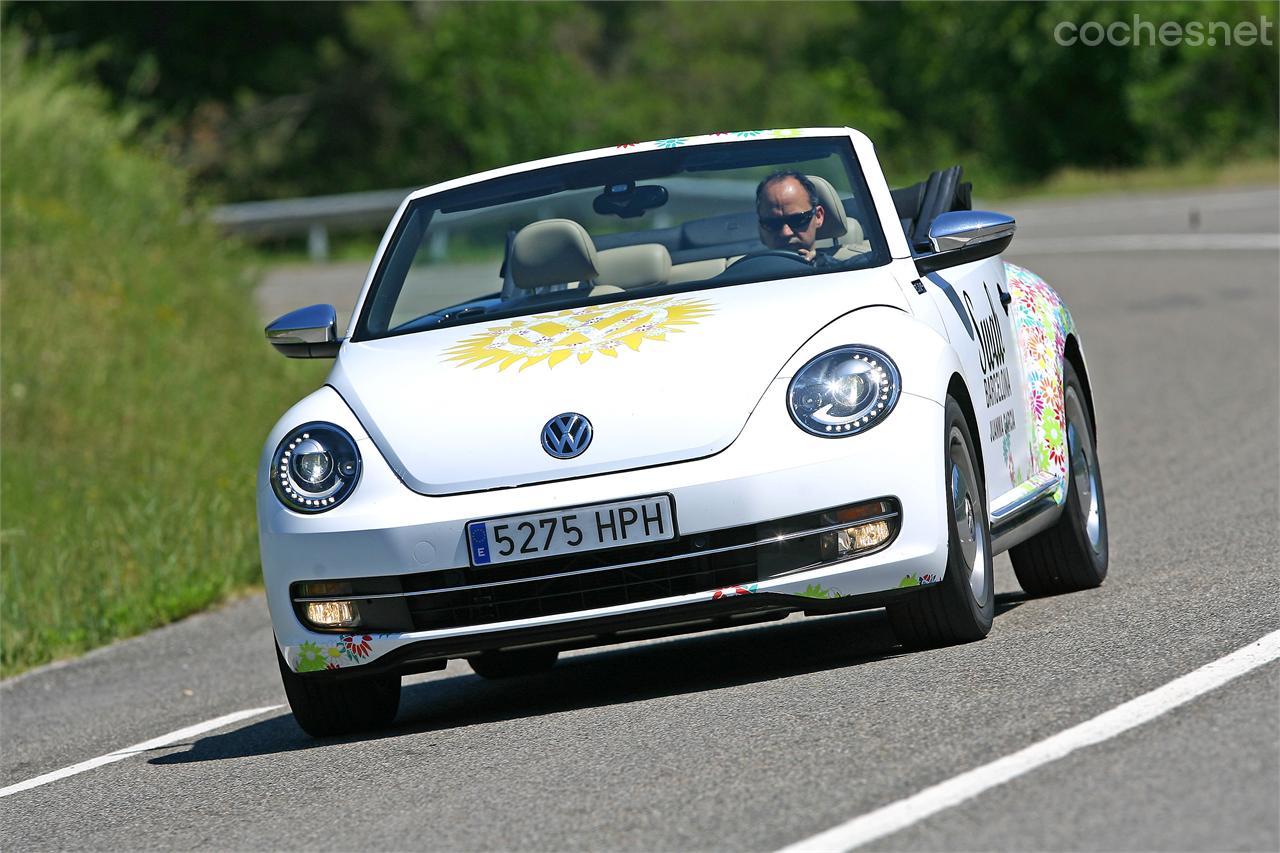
left=757, top=177, right=825, bottom=256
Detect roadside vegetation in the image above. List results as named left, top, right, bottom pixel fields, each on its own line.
left=5, top=2, right=1276, bottom=201
left=0, top=48, right=326, bottom=676
left=984, top=158, right=1280, bottom=203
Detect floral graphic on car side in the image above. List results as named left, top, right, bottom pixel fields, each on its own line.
left=1005, top=262, right=1076, bottom=503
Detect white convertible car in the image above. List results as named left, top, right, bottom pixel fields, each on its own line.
left=259, top=128, right=1108, bottom=736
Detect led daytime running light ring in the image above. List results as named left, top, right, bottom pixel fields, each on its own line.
left=270, top=423, right=362, bottom=514
left=787, top=345, right=901, bottom=438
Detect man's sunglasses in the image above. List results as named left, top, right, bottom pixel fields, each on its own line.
left=759, top=207, right=818, bottom=233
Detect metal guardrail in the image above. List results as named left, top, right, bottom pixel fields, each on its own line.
left=211, top=188, right=416, bottom=261
left=211, top=177, right=762, bottom=262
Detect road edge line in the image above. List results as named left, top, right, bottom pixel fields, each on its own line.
left=775, top=629, right=1280, bottom=853
left=0, top=705, right=283, bottom=799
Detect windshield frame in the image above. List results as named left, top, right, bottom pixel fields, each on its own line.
left=350, top=132, right=891, bottom=343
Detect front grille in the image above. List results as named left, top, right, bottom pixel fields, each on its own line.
left=405, top=547, right=760, bottom=631
left=292, top=498, right=900, bottom=633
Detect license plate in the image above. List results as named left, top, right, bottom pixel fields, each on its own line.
left=467, top=495, right=676, bottom=567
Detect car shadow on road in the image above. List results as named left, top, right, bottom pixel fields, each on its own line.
left=153, top=593, right=1030, bottom=764
left=995, top=590, right=1028, bottom=615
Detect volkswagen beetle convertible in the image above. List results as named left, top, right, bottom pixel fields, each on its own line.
left=259, top=128, right=1108, bottom=736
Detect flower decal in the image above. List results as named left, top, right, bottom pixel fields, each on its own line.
left=443, top=297, right=715, bottom=371
left=1006, top=262, right=1075, bottom=502
left=296, top=641, right=327, bottom=673
left=342, top=634, right=373, bottom=658
left=797, top=583, right=844, bottom=600
left=289, top=635, right=377, bottom=672
left=712, top=584, right=758, bottom=600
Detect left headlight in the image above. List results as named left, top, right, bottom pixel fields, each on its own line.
left=787, top=345, right=901, bottom=437
left=270, top=422, right=361, bottom=513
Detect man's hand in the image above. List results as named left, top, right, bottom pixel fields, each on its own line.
left=796, top=246, right=816, bottom=262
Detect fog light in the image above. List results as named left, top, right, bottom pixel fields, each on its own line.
left=819, top=499, right=898, bottom=560
left=304, top=600, right=361, bottom=629
left=848, top=520, right=891, bottom=550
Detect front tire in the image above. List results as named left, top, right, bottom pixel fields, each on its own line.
left=887, top=396, right=995, bottom=648
left=1010, top=363, right=1109, bottom=595
left=277, top=645, right=400, bottom=738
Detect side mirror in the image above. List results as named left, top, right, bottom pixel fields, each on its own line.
left=265, top=304, right=341, bottom=359
left=915, top=211, right=1016, bottom=274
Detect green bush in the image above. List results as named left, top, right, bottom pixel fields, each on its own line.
left=0, top=47, right=326, bottom=676
left=6, top=2, right=1274, bottom=200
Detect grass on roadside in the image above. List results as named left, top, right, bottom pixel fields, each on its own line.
left=0, top=47, right=328, bottom=677
left=982, top=158, right=1278, bottom=203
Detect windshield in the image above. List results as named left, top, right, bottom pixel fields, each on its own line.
left=353, top=136, right=890, bottom=342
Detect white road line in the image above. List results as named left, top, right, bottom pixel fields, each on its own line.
left=0, top=705, right=282, bottom=799
left=1012, top=233, right=1279, bottom=253
left=776, top=629, right=1280, bottom=853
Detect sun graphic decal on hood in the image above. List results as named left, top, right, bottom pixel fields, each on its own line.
left=442, top=296, right=716, bottom=371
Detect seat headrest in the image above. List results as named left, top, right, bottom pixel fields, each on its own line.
left=511, top=219, right=599, bottom=290
left=594, top=244, right=672, bottom=290
left=807, top=174, right=849, bottom=241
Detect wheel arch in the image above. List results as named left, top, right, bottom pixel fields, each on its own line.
left=946, top=372, right=985, bottom=483
left=1063, top=334, right=1097, bottom=441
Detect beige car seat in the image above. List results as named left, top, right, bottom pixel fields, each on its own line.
left=669, top=257, right=726, bottom=283
left=510, top=219, right=599, bottom=291
left=807, top=174, right=870, bottom=258
left=592, top=244, right=672, bottom=293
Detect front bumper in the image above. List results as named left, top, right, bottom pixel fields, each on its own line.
left=260, top=387, right=950, bottom=675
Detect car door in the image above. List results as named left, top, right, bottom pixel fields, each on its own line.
left=922, top=256, right=1033, bottom=507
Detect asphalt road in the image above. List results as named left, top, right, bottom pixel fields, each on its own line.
left=3, top=185, right=1277, bottom=851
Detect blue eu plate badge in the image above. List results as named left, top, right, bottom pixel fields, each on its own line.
left=468, top=523, right=491, bottom=565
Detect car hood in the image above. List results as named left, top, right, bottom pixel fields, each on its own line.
left=330, top=271, right=908, bottom=495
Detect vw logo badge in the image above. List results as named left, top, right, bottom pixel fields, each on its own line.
left=542, top=413, right=592, bottom=459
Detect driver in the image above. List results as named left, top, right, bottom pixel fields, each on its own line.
left=755, top=171, right=827, bottom=264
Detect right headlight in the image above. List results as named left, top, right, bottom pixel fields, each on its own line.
left=270, top=422, right=362, bottom=513
left=786, top=345, right=901, bottom=437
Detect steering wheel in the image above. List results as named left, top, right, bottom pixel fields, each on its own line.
left=726, top=249, right=812, bottom=269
